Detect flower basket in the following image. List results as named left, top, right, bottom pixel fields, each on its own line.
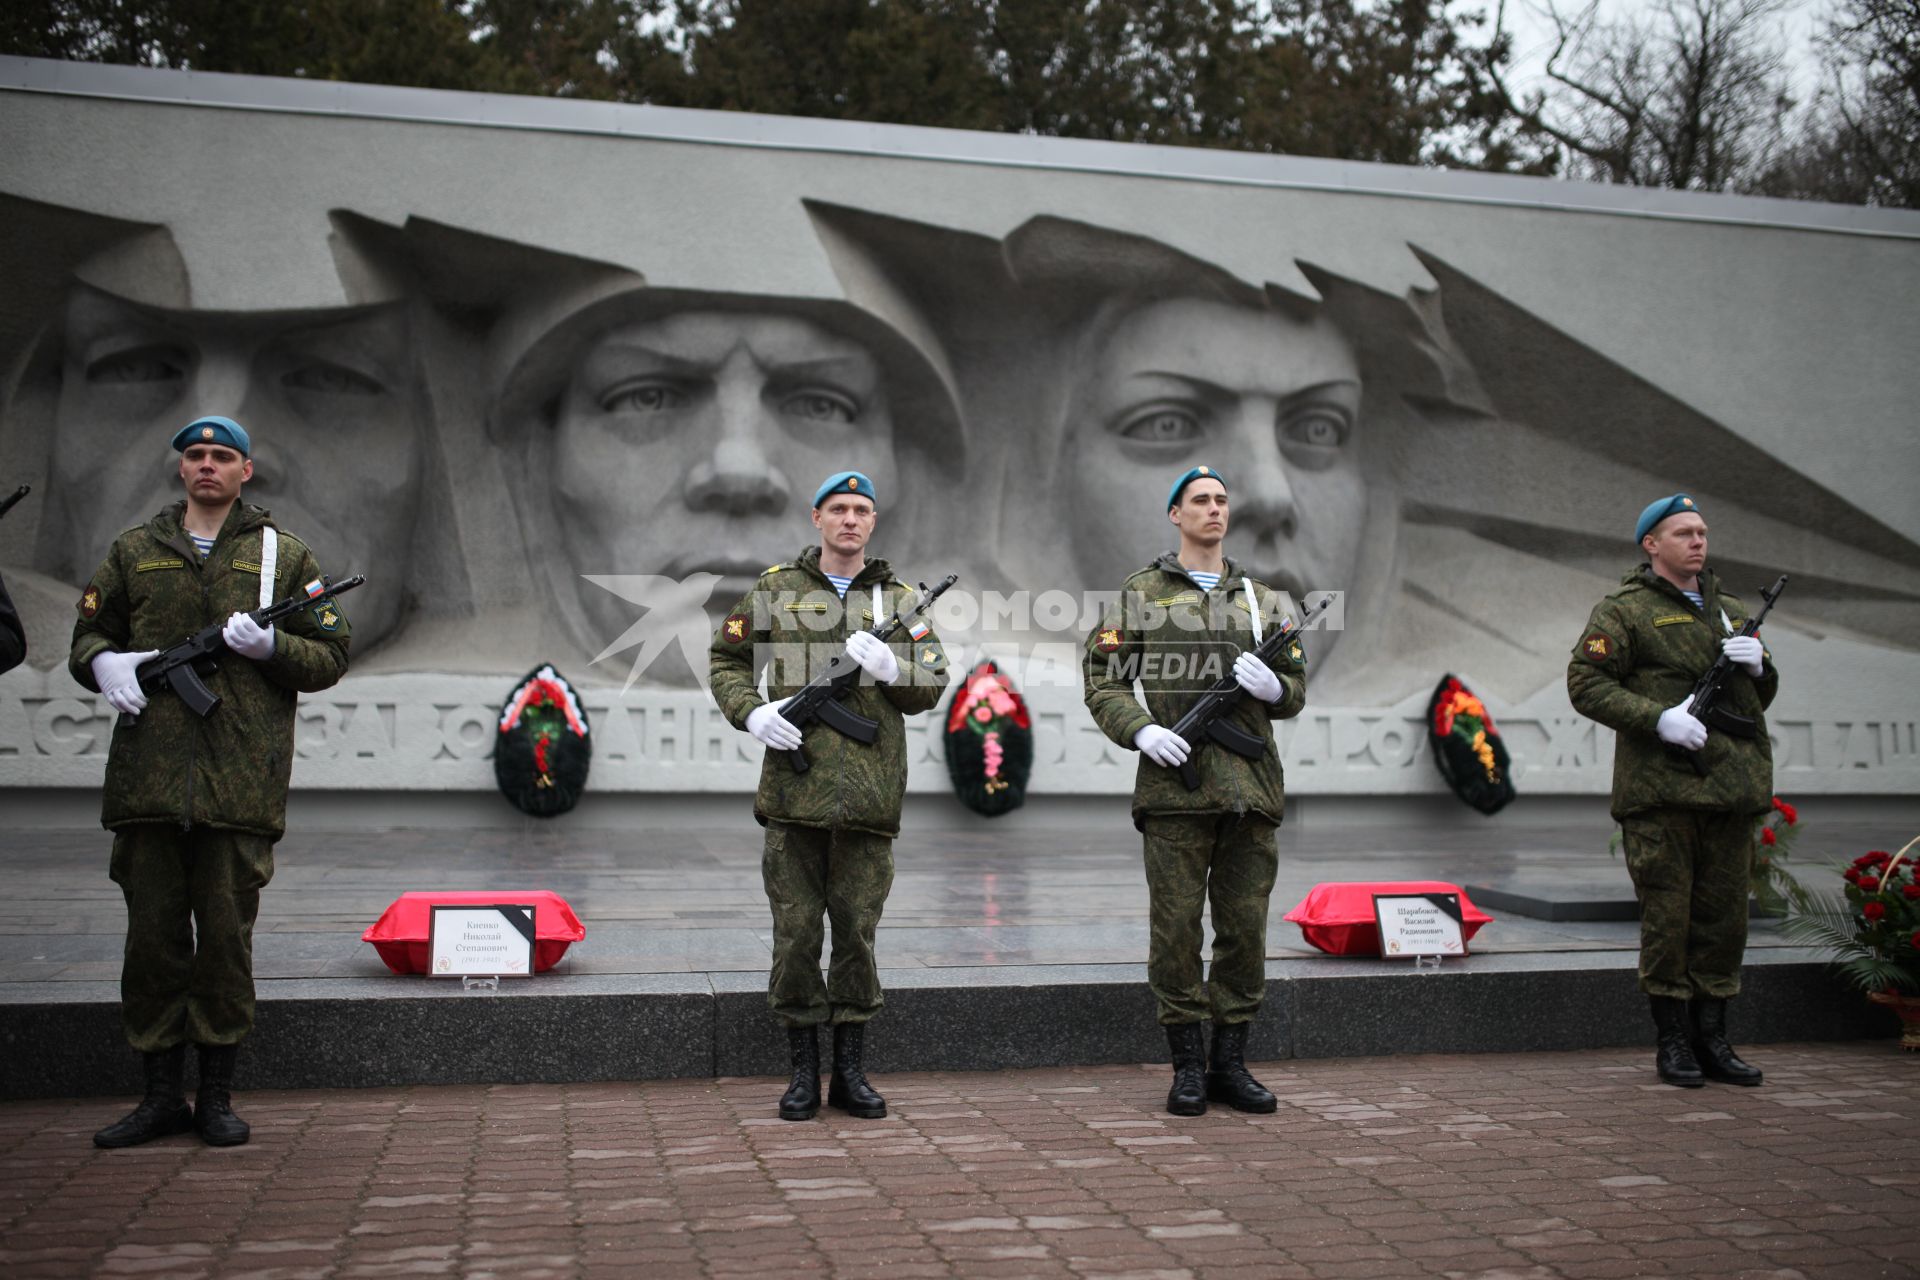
left=1783, top=834, right=1920, bottom=1047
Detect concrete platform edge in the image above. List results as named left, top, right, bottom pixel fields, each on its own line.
left=0, top=954, right=1894, bottom=1102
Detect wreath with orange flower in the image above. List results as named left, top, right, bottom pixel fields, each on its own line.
left=1425, top=674, right=1515, bottom=815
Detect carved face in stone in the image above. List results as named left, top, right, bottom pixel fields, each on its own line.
left=1065, top=296, right=1364, bottom=604
left=550, top=310, right=900, bottom=644
left=51, top=286, right=420, bottom=649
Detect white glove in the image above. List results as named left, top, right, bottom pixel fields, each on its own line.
left=1722, top=635, right=1765, bottom=678
left=746, top=703, right=805, bottom=751
left=222, top=612, right=275, bottom=661
left=92, top=649, right=161, bottom=718
left=1233, top=652, right=1284, bottom=703
left=1134, top=723, right=1191, bottom=768
left=1656, top=701, right=1708, bottom=751
left=845, top=630, right=899, bottom=684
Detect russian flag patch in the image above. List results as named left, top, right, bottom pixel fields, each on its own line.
left=304, top=577, right=326, bottom=599
left=908, top=619, right=930, bottom=641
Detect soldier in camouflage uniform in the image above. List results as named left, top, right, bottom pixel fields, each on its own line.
left=708, top=471, right=948, bottom=1121
left=1082, top=467, right=1308, bottom=1116
left=70, top=416, right=352, bottom=1146
left=1568, top=493, right=1775, bottom=1089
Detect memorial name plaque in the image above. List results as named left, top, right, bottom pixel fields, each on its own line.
left=429, top=905, right=536, bottom=977
left=1372, top=894, right=1467, bottom=958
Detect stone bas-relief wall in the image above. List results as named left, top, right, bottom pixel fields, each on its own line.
left=1, top=61, right=1917, bottom=799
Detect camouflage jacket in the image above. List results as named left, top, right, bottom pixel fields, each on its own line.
left=1567, top=565, right=1779, bottom=822
left=68, top=501, right=353, bottom=837
left=707, top=545, right=949, bottom=837
left=1082, top=553, right=1308, bottom=831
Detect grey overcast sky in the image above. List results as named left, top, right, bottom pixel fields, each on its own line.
left=1489, top=0, right=1826, bottom=102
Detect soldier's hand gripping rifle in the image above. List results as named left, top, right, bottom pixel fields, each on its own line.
left=120, top=574, right=366, bottom=729
left=0, top=484, right=29, bottom=521
left=776, top=573, right=957, bottom=775
left=1671, top=574, right=1786, bottom=776
left=1167, top=590, right=1335, bottom=793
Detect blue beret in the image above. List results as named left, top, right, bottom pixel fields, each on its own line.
left=1167, top=464, right=1226, bottom=510
left=813, top=471, right=877, bottom=508
left=1634, top=493, right=1701, bottom=544
left=171, top=416, right=251, bottom=457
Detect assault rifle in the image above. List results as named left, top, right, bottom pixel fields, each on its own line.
left=1167, top=590, right=1335, bottom=792
left=777, top=572, right=958, bottom=775
left=121, top=573, right=365, bottom=729
left=0, top=484, right=29, bottom=521
left=1671, top=574, right=1786, bottom=776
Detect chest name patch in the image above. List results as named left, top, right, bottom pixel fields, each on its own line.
left=135, top=558, right=186, bottom=573
left=1652, top=614, right=1694, bottom=627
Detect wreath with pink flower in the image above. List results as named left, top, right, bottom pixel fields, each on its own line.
left=943, top=660, right=1033, bottom=817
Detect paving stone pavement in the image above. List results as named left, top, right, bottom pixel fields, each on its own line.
left=1, top=1042, right=1915, bottom=1280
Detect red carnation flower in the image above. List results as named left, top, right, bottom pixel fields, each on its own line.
left=1863, top=901, right=1887, bottom=922
left=1905, top=884, right=1920, bottom=901
left=1779, top=803, right=1797, bottom=825
left=1912, top=930, right=1920, bottom=950
left=1868, top=850, right=1891, bottom=863
left=1761, top=828, right=1777, bottom=846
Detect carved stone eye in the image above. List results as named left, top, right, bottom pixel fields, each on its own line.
left=1283, top=408, right=1349, bottom=449
left=1118, top=407, right=1200, bottom=443
left=781, top=390, right=857, bottom=423
left=85, top=345, right=186, bottom=385
left=283, top=360, right=385, bottom=396
left=601, top=382, right=688, bottom=413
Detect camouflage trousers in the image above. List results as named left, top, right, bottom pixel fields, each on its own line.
left=109, top=824, right=275, bottom=1052
left=1620, top=808, right=1756, bottom=999
left=762, top=821, right=895, bottom=1028
left=1141, top=811, right=1279, bottom=1026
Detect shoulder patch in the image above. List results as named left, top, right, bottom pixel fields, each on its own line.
left=79, top=584, right=101, bottom=619
left=721, top=613, right=751, bottom=645
left=917, top=643, right=947, bottom=674
left=1094, top=626, right=1123, bottom=654
left=1288, top=640, right=1305, bottom=665
left=1580, top=632, right=1615, bottom=662
left=313, top=598, right=344, bottom=632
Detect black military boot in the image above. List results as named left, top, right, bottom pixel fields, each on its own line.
left=1650, top=996, right=1705, bottom=1088
left=1205, top=1021, right=1277, bottom=1113
left=827, top=1022, right=886, bottom=1118
left=193, top=1044, right=251, bottom=1146
left=93, top=1045, right=194, bottom=1148
left=1691, top=998, right=1764, bottom=1086
left=1165, top=1023, right=1207, bottom=1116
left=779, top=1026, right=822, bottom=1121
